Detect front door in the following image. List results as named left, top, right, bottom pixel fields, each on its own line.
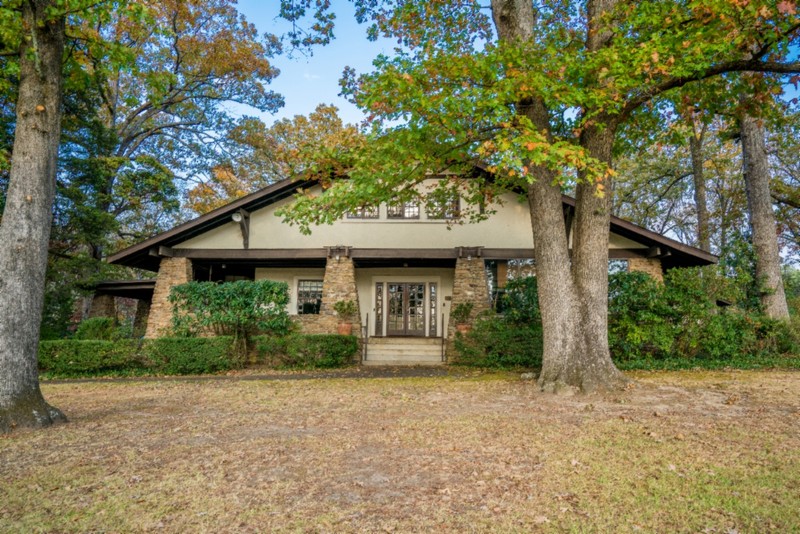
left=387, top=283, right=426, bottom=336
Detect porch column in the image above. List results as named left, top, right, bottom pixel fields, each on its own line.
left=447, top=253, right=491, bottom=343
left=144, top=257, right=193, bottom=339
left=133, top=299, right=151, bottom=337
left=628, top=257, right=664, bottom=282
left=88, top=293, right=115, bottom=319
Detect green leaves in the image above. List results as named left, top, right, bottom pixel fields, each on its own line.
left=168, top=280, right=291, bottom=342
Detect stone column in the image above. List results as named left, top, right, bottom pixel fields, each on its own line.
left=447, top=254, right=491, bottom=344
left=299, top=255, right=362, bottom=337
left=144, top=257, right=193, bottom=339
left=133, top=299, right=151, bottom=337
left=88, top=294, right=116, bottom=319
left=628, top=257, right=664, bottom=282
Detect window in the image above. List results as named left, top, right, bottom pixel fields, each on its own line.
left=297, top=280, right=323, bottom=314
left=427, top=195, right=460, bottom=219
left=347, top=205, right=379, bottom=219
left=387, top=201, right=420, bottom=219
left=608, top=259, right=629, bottom=274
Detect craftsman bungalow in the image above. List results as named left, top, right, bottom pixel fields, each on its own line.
left=95, top=176, right=716, bottom=364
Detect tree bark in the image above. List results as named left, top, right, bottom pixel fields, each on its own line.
left=689, top=128, right=711, bottom=252
left=0, top=1, right=67, bottom=433
left=491, top=0, right=627, bottom=392
left=740, top=113, right=790, bottom=320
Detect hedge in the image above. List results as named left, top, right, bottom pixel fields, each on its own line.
left=254, top=334, right=358, bottom=369
left=141, top=337, right=239, bottom=375
left=39, top=340, right=142, bottom=377
left=38, top=337, right=240, bottom=377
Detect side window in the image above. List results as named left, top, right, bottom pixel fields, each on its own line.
left=297, top=280, right=323, bottom=314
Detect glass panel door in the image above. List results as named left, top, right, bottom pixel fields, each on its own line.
left=385, top=282, right=427, bottom=336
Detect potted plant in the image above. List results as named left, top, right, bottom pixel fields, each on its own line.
left=451, top=302, right=474, bottom=334
left=333, top=299, right=358, bottom=335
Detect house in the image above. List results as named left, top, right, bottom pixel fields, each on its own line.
left=94, top=176, right=717, bottom=364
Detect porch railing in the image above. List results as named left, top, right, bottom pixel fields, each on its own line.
left=441, top=312, right=446, bottom=362
left=362, top=313, right=369, bottom=362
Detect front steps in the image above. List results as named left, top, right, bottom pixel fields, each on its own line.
left=363, top=336, right=445, bottom=366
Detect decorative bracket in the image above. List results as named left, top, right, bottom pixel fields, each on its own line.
left=325, top=245, right=352, bottom=261
left=232, top=208, right=250, bottom=249
left=456, top=246, right=484, bottom=259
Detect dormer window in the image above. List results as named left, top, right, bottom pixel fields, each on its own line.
left=387, top=201, right=420, bottom=219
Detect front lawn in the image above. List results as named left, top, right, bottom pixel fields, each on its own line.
left=2, top=370, right=798, bottom=532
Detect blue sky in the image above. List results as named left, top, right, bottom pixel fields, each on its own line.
left=236, top=1, right=393, bottom=125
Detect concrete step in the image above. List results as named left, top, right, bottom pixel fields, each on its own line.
left=369, top=336, right=443, bottom=346
left=363, top=336, right=446, bottom=366
left=363, top=359, right=444, bottom=366
left=367, top=348, right=442, bottom=358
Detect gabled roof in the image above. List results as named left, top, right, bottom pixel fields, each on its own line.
left=108, top=176, right=717, bottom=271
left=107, top=178, right=315, bottom=271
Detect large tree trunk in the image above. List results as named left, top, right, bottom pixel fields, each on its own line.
left=0, top=1, right=67, bottom=433
left=740, top=113, right=790, bottom=320
left=569, top=125, right=629, bottom=391
left=492, top=0, right=627, bottom=392
left=689, top=128, right=711, bottom=252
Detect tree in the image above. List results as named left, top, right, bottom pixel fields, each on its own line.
left=740, top=105, right=791, bottom=319
left=186, top=104, right=364, bottom=214
left=0, top=0, right=71, bottom=433
left=279, top=0, right=800, bottom=392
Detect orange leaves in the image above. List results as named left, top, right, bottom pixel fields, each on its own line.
left=778, top=0, right=797, bottom=14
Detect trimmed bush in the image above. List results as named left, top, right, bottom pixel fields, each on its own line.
left=73, top=317, right=119, bottom=340
left=453, top=314, right=542, bottom=368
left=142, top=337, right=238, bottom=375
left=255, top=334, right=358, bottom=369
left=39, top=340, right=142, bottom=377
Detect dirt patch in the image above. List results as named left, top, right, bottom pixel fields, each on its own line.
left=2, top=370, right=799, bottom=532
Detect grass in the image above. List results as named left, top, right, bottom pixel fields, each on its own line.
left=2, top=369, right=799, bottom=532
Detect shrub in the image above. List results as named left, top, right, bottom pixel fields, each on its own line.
left=608, top=271, right=673, bottom=361
left=169, top=280, right=291, bottom=343
left=333, top=300, right=358, bottom=322
left=501, top=276, right=541, bottom=324
left=73, top=317, right=119, bottom=340
left=453, top=313, right=542, bottom=368
left=451, top=302, right=474, bottom=324
left=142, top=337, right=238, bottom=375
left=39, top=340, right=142, bottom=377
left=255, top=334, right=358, bottom=369
left=252, top=334, right=291, bottom=366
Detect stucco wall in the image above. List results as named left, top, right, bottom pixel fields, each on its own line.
left=174, top=183, right=647, bottom=252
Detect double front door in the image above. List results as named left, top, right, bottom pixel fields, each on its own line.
left=375, top=280, right=438, bottom=337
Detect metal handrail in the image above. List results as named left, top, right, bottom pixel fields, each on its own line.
left=362, top=313, right=369, bottom=362
left=441, top=312, right=446, bottom=362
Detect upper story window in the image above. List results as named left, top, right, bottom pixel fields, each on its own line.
left=427, top=195, right=461, bottom=220
left=347, top=206, right=379, bottom=219
left=387, top=201, right=420, bottom=219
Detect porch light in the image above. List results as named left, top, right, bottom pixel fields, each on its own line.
left=231, top=211, right=243, bottom=223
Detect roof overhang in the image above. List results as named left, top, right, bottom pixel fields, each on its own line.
left=106, top=175, right=717, bottom=272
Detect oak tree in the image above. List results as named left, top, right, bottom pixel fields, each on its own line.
left=279, top=0, right=800, bottom=392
